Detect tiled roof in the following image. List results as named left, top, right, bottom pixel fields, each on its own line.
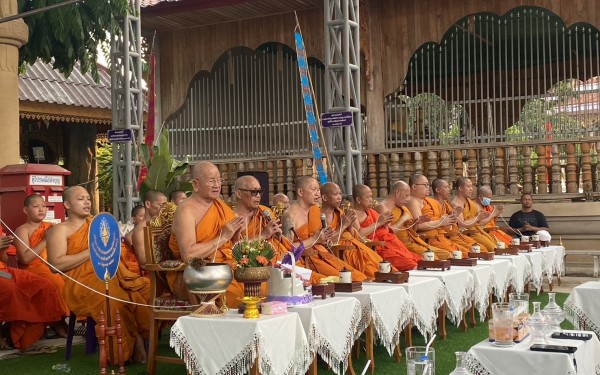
left=19, top=61, right=112, bottom=109
left=141, top=0, right=182, bottom=7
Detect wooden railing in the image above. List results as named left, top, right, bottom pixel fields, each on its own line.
left=215, top=139, right=600, bottom=202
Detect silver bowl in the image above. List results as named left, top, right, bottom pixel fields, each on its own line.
left=183, top=262, right=233, bottom=292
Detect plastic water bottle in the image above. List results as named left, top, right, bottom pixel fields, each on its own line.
left=51, top=363, right=71, bottom=373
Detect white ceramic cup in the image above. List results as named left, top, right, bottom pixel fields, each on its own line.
left=497, top=242, right=506, bottom=249
left=511, top=238, right=520, bottom=246
left=471, top=244, right=481, bottom=253
left=423, top=251, right=435, bottom=261
left=531, top=234, right=540, bottom=242
left=378, top=261, right=391, bottom=273
left=452, top=250, right=462, bottom=259
left=339, top=270, right=352, bottom=283
left=521, top=235, right=530, bottom=243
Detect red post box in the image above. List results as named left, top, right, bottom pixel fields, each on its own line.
left=0, top=164, right=71, bottom=233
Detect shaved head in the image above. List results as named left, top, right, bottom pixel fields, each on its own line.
left=477, top=185, right=492, bottom=197
left=456, top=176, right=471, bottom=189
left=63, top=186, right=87, bottom=204
left=144, top=189, right=167, bottom=203
left=191, top=161, right=219, bottom=179
left=234, top=175, right=259, bottom=190
left=409, top=174, right=426, bottom=187
left=295, top=176, right=317, bottom=191
left=320, top=182, right=338, bottom=196
left=272, top=193, right=288, bottom=204
left=352, top=184, right=371, bottom=201
left=24, top=194, right=44, bottom=207
left=390, top=180, right=408, bottom=194
left=431, top=178, right=447, bottom=193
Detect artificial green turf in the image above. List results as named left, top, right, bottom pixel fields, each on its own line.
left=0, top=291, right=573, bottom=375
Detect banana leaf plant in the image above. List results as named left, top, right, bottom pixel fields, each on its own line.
left=139, top=129, right=192, bottom=199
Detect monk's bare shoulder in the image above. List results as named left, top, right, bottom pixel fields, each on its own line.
left=373, top=202, right=387, bottom=214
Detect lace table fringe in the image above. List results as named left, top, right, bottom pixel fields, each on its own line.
left=371, top=299, right=412, bottom=355
left=564, top=302, right=600, bottom=340
left=447, top=274, right=475, bottom=326
left=412, top=285, right=446, bottom=340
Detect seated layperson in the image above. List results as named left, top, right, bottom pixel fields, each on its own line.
left=353, top=184, right=420, bottom=271
left=508, top=193, right=551, bottom=240
left=47, top=186, right=150, bottom=364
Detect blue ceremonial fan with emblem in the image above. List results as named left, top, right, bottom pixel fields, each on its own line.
left=88, top=213, right=121, bottom=281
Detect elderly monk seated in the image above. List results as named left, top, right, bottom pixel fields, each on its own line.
left=474, top=185, right=512, bottom=246
left=451, top=177, right=496, bottom=252
left=47, top=186, right=150, bottom=364
left=376, top=181, right=450, bottom=260
left=406, top=175, right=470, bottom=256
left=1, top=230, right=65, bottom=352
left=320, top=182, right=394, bottom=279
left=14, top=194, right=69, bottom=335
left=281, top=176, right=367, bottom=282
left=353, top=184, right=420, bottom=271
left=169, top=161, right=245, bottom=306
left=131, top=190, right=168, bottom=272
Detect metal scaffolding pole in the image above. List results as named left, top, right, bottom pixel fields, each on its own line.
left=323, top=0, right=362, bottom=194
left=111, top=0, right=143, bottom=222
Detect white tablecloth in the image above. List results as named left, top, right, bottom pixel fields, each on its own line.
left=522, top=252, right=544, bottom=293
left=408, top=269, right=474, bottom=326
left=496, top=254, right=532, bottom=293
left=291, top=297, right=361, bottom=375
left=337, top=284, right=412, bottom=355
left=478, top=259, right=513, bottom=301
left=534, top=247, right=557, bottom=285
left=170, top=312, right=310, bottom=375
left=379, top=277, right=445, bottom=340
left=565, top=281, right=600, bottom=340
left=538, top=245, right=566, bottom=278
left=454, top=264, right=495, bottom=321
left=466, top=331, right=600, bottom=375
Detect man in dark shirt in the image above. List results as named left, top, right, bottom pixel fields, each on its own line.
left=508, top=193, right=550, bottom=237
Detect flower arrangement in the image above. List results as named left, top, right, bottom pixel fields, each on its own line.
left=232, top=239, right=275, bottom=268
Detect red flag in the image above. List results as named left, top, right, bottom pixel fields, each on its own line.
left=137, top=52, right=156, bottom=192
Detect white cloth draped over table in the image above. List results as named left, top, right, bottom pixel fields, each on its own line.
left=454, top=265, right=495, bottom=321
left=549, top=245, right=566, bottom=276
left=565, top=281, right=600, bottom=340
left=478, top=259, right=513, bottom=301
left=408, top=269, right=475, bottom=326
left=170, top=313, right=310, bottom=375
left=534, top=247, right=557, bottom=286
left=496, top=254, right=532, bottom=293
left=522, top=252, right=544, bottom=293
left=338, top=284, right=412, bottom=355
left=466, top=331, right=600, bottom=375
left=291, top=297, right=362, bottom=375
left=392, top=277, right=445, bottom=340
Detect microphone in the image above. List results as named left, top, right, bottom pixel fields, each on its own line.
left=262, top=209, right=272, bottom=222
left=320, top=213, right=327, bottom=230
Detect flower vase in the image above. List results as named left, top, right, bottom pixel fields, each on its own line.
left=234, top=266, right=271, bottom=297
left=542, top=292, right=565, bottom=332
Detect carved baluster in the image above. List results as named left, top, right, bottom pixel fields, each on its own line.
left=414, top=152, right=424, bottom=176
left=266, top=161, right=275, bottom=202
left=454, top=150, right=464, bottom=179
left=286, top=159, right=295, bottom=199
left=581, top=142, right=592, bottom=192
left=440, top=150, right=450, bottom=182
left=467, top=149, right=477, bottom=185
left=98, top=311, right=107, bottom=375
left=551, top=144, right=561, bottom=194
left=494, top=148, right=506, bottom=195
left=294, top=159, right=304, bottom=181
left=304, top=158, right=313, bottom=179
left=508, top=147, right=519, bottom=195
left=565, top=143, right=577, bottom=193
left=427, top=151, right=438, bottom=182
left=522, top=146, right=533, bottom=194
left=403, top=152, right=414, bottom=180
left=115, top=311, right=125, bottom=375
left=378, top=154, right=389, bottom=197
left=596, top=142, right=600, bottom=192
left=219, top=164, right=229, bottom=201
left=480, top=148, right=490, bottom=187
left=536, top=145, right=548, bottom=194
left=389, top=153, right=401, bottom=183
left=247, top=161, right=256, bottom=173
left=367, top=154, right=378, bottom=193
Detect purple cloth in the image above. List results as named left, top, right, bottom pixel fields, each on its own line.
left=281, top=243, right=305, bottom=265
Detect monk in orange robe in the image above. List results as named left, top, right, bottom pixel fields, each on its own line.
left=376, top=181, right=451, bottom=260
left=475, top=185, right=513, bottom=246
left=282, top=176, right=367, bottom=282
left=406, top=175, right=470, bottom=256
left=47, top=186, right=150, bottom=364
left=353, top=184, right=420, bottom=271
left=131, top=190, right=168, bottom=271
left=321, top=182, right=391, bottom=279
left=14, top=194, right=70, bottom=320
left=122, top=205, right=147, bottom=275
left=451, top=177, right=496, bottom=252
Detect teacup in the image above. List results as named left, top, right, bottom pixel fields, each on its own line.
left=339, top=269, right=352, bottom=283
left=452, top=250, right=462, bottom=259
left=422, top=250, right=435, bottom=261
left=378, top=261, right=391, bottom=273
left=497, top=242, right=506, bottom=249
left=531, top=234, right=540, bottom=242
left=521, top=235, right=530, bottom=243
left=471, top=244, right=481, bottom=253
left=511, top=238, right=520, bottom=246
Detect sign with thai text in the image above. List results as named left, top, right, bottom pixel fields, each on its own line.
left=29, top=175, right=63, bottom=186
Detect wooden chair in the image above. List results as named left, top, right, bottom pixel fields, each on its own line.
left=143, top=202, right=194, bottom=375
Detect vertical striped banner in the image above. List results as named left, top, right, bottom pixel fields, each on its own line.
left=294, top=31, right=328, bottom=184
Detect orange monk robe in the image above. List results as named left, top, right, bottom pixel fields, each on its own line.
left=121, top=240, right=141, bottom=276
left=391, top=206, right=451, bottom=260
left=17, top=222, right=69, bottom=316
left=360, top=209, right=420, bottom=272
left=0, top=261, right=64, bottom=352
left=439, top=200, right=480, bottom=254
left=482, top=205, right=513, bottom=245
left=421, top=197, right=469, bottom=256
left=245, top=206, right=326, bottom=285
left=63, top=218, right=150, bottom=364
left=329, top=208, right=392, bottom=279
left=297, top=205, right=368, bottom=282
left=461, top=199, right=498, bottom=252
